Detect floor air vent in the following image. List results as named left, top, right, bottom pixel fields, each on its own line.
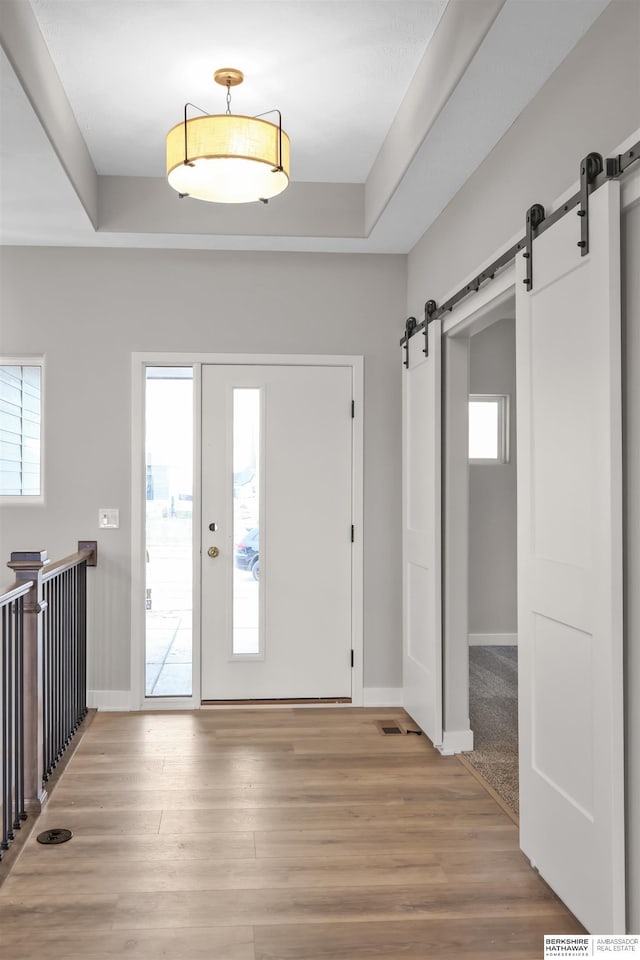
left=37, top=828, right=73, bottom=845
left=374, top=718, right=422, bottom=736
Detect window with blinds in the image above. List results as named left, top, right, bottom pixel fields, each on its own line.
left=0, top=363, right=42, bottom=497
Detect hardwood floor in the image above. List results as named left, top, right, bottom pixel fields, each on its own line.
left=0, top=707, right=583, bottom=958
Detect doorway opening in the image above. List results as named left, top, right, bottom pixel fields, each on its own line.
left=465, top=317, right=519, bottom=814
left=440, top=286, right=518, bottom=795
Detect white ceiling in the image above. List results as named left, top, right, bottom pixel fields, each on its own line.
left=29, top=0, right=449, bottom=182
left=0, top=0, right=611, bottom=253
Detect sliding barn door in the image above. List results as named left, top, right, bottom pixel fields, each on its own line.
left=516, top=180, right=624, bottom=932
left=402, top=322, right=442, bottom=746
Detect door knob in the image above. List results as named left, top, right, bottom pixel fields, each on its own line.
left=208, top=546, right=219, bottom=558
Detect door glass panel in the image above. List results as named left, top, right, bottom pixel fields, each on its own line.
left=145, top=367, right=193, bottom=696
left=233, top=388, right=260, bottom=655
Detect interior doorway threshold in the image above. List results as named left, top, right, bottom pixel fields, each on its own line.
left=457, top=754, right=519, bottom=827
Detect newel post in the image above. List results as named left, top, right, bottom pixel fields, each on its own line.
left=7, top=551, right=48, bottom=805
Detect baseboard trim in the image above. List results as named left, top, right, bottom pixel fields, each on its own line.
left=87, top=690, right=131, bottom=711
left=363, top=687, right=403, bottom=707
left=89, top=688, right=404, bottom=711
left=469, top=633, right=517, bottom=646
left=437, top=728, right=474, bottom=756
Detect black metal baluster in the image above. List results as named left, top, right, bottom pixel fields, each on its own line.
left=70, top=568, right=76, bottom=730
left=79, top=563, right=87, bottom=720
left=43, top=581, right=50, bottom=780
left=6, top=604, right=14, bottom=843
left=1, top=607, right=9, bottom=853
left=47, top=577, right=53, bottom=776
left=56, top=575, right=62, bottom=764
left=77, top=568, right=82, bottom=721
left=52, top=577, right=58, bottom=769
left=63, top=571, right=69, bottom=747
left=67, top=570, right=72, bottom=742
left=44, top=582, right=48, bottom=777
left=14, top=597, right=26, bottom=828
left=47, top=577, right=54, bottom=776
left=77, top=566, right=81, bottom=726
left=59, top=574, right=64, bottom=761
left=71, top=569, right=77, bottom=731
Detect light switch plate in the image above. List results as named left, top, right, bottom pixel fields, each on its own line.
left=99, top=508, right=119, bottom=529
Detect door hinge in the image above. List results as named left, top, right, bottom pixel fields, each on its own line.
left=351, top=524, right=355, bottom=542
left=351, top=649, right=354, bottom=668
left=351, top=399, right=355, bottom=418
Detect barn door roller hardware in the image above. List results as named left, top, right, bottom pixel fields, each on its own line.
left=401, top=302, right=436, bottom=364
left=522, top=203, right=546, bottom=290
left=399, top=139, right=639, bottom=357
left=577, top=152, right=603, bottom=256
left=423, top=300, right=437, bottom=357
left=402, top=317, right=417, bottom=367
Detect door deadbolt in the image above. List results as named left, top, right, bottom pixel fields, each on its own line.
left=208, top=546, right=219, bottom=558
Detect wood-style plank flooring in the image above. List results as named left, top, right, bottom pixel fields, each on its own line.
left=0, top=707, right=583, bottom=958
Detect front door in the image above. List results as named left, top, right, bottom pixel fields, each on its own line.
left=201, top=363, right=354, bottom=700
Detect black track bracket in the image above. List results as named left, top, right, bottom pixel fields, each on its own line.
left=522, top=203, right=546, bottom=291
left=398, top=140, right=638, bottom=348
left=577, top=152, right=603, bottom=256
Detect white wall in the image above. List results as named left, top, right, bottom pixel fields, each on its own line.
left=468, top=317, right=517, bottom=639
left=0, top=247, right=406, bottom=697
left=407, top=0, right=639, bottom=316
left=407, top=0, right=639, bottom=932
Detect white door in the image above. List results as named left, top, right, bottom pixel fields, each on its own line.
left=201, top=363, right=354, bottom=700
left=402, top=323, right=443, bottom=745
left=516, top=181, right=625, bottom=932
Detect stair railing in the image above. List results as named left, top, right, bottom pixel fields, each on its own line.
left=0, top=541, right=97, bottom=856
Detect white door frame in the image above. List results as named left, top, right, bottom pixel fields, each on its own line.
left=130, top=352, right=364, bottom=711
left=441, top=277, right=516, bottom=753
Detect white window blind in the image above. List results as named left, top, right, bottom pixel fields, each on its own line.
left=0, top=364, right=42, bottom=496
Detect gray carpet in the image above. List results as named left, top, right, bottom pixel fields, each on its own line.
left=467, top=645, right=519, bottom=814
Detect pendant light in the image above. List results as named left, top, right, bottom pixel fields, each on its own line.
left=166, top=68, right=290, bottom=204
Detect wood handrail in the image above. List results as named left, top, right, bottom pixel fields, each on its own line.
left=41, top=547, right=95, bottom=583
left=0, top=580, right=34, bottom=607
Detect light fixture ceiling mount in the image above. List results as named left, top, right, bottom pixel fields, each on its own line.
left=166, top=67, right=290, bottom=204
left=213, top=67, right=244, bottom=88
